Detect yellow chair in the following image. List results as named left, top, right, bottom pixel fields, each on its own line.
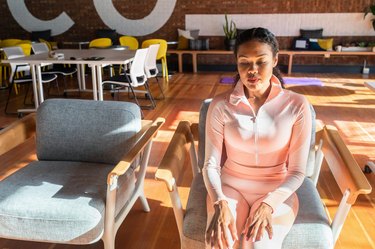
left=1, top=39, right=22, bottom=48
left=16, top=43, right=32, bottom=56
left=142, top=39, right=169, bottom=82
left=119, top=36, right=139, bottom=50
left=89, top=38, right=112, bottom=48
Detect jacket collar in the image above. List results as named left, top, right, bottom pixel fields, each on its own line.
left=229, top=75, right=284, bottom=106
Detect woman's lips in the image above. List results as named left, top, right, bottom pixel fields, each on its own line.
left=247, top=77, right=259, bottom=84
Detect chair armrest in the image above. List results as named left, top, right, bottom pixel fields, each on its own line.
left=107, top=117, right=165, bottom=185
left=0, top=114, right=36, bottom=155
left=320, top=125, right=372, bottom=205
left=155, top=121, right=196, bottom=191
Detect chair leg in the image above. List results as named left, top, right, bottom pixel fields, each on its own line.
left=144, top=82, right=156, bottom=109
left=139, top=191, right=150, bottom=212
left=155, top=77, right=165, bottom=99
left=4, top=81, right=14, bottom=114
left=102, top=237, right=115, bottom=249
left=128, top=85, right=144, bottom=118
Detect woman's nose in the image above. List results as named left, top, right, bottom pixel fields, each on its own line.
left=247, top=64, right=258, bottom=74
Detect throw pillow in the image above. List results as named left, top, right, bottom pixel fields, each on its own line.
left=309, top=38, right=333, bottom=51
left=300, top=28, right=323, bottom=39
left=317, top=38, right=333, bottom=51
left=177, top=28, right=200, bottom=49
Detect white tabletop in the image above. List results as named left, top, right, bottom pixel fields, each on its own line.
left=1, top=49, right=135, bottom=65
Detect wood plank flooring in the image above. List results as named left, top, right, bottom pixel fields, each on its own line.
left=0, top=71, right=374, bottom=249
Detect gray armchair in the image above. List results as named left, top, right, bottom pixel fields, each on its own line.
left=155, top=99, right=371, bottom=249
left=0, top=99, right=164, bottom=249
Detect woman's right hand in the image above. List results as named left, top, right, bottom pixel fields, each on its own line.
left=206, top=200, right=238, bottom=249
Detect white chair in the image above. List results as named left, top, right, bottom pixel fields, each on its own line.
left=144, top=44, right=165, bottom=99
left=31, top=43, right=77, bottom=90
left=3, top=46, right=58, bottom=114
left=100, top=48, right=156, bottom=113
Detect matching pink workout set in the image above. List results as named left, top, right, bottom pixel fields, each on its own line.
left=203, top=76, right=312, bottom=248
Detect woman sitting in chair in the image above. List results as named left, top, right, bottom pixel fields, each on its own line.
left=203, top=27, right=312, bottom=249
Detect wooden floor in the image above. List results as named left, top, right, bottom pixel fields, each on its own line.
left=0, top=71, right=374, bottom=249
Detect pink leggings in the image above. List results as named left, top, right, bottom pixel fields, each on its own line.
left=206, top=169, right=298, bottom=249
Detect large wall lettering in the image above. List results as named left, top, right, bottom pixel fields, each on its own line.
left=6, top=0, right=177, bottom=37
left=7, top=0, right=74, bottom=36
left=93, top=0, right=177, bottom=36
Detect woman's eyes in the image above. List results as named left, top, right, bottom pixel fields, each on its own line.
left=238, top=61, right=267, bottom=66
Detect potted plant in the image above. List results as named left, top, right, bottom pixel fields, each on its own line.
left=364, top=4, right=375, bottom=30
left=223, top=14, right=237, bottom=50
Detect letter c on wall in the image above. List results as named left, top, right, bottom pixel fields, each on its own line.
left=7, top=0, right=74, bottom=36
left=93, top=0, right=177, bottom=36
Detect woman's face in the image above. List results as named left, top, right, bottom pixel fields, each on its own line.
left=236, top=40, right=278, bottom=94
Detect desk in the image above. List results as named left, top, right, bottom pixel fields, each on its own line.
left=168, top=49, right=375, bottom=74
left=1, top=49, right=135, bottom=113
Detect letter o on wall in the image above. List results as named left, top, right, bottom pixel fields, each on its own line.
left=93, top=0, right=177, bottom=36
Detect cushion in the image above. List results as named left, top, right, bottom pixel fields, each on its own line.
left=31, top=30, right=52, bottom=42
left=0, top=160, right=135, bottom=244
left=282, top=178, right=333, bottom=248
left=177, top=28, right=200, bottom=49
left=96, top=29, right=118, bottom=45
left=36, top=99, right=141, bottom=165
left=300, top=28, right=323, bottom=39
left=182, top=176, right=333, bottom=248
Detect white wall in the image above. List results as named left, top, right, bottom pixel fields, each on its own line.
left=186, top=13, right=375, bottom=37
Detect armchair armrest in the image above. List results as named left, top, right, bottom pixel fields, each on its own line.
left=0, top=114, right=36, bottom=155
left=316, top=125, right=372, bottom=243
left=107, top=117, right=165, bottom=185
left=320, top=125, right=372, bottom=204
left=155, top=120, right=197, bottom=191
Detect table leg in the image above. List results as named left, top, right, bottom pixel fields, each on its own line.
left=177, top=53, right=183, bottom=73
left=287, top=54, right=293, bottom=75
left=36, top=64, right=44, bottom=104
left=91, top=65, right=98, bottom=101
left=192, top=53, right=197, bottom=73
left=77, top=64, right=82, bottom=89
left=80, top=64, right=86, bottom=90
left=97, top=65, right=105, bottom=101
left=31, top=65, right=39, bottom=108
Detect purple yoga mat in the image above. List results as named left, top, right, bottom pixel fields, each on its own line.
left=283, top=77, right=323, bottom=86
left=220, top=77, right=235, bottom=84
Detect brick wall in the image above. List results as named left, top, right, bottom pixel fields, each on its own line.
left=1, top=0, right=374, bottom=68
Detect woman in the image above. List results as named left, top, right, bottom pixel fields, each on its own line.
left=203, top=28, right=312, bottom=249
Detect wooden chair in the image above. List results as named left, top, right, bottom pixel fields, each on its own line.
left=0, top=99, right=164, bottom=249
left=155, top=99, right=372, bottom=249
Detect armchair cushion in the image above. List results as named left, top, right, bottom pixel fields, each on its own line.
left=36, top=99, right=141, bottom=165
left=0, top=160, right=135, bottom=244
left=180, top=175, right=332, bottom=248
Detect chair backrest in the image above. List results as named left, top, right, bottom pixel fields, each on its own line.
left=89, top=38, right=112, bottom=48
left=2, top=46, right=30, bottom=82
left=1, top=39, right=22, bottom=47
left=141, top=39, right=167, bottom=60
left=119, top=36, right=139, bottom=50
left=17, top=43, right=32, bottom=56
left=32, top=43, right=50, bottom=54
left=197, top=99, right=317, bottom=177
left=128, top=48, right=149, bottom=87
left=36, top=99, right=142, bottom=165
left=144, top=44, right=160, bottom=78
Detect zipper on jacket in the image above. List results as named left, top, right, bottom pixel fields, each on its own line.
left=253, top=116, right=259, bottom=165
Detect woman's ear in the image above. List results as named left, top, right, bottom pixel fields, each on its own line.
left=273, top=53, right=279, bottom=67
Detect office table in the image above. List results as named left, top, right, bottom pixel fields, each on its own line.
left=1, top=49, right=135, bottom=113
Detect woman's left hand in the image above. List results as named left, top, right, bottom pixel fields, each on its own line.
left=243, top=202, right=273, bottom=242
